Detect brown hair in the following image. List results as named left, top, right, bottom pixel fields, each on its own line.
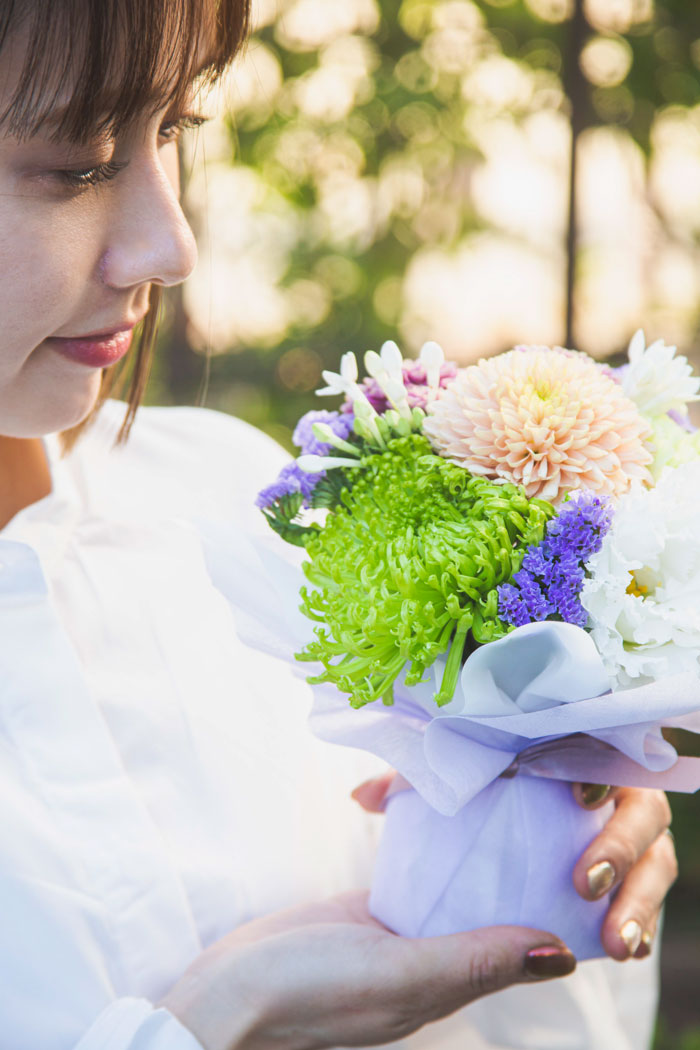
left=0, top=0, right=251, bottom=452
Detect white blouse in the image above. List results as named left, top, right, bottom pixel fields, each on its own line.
left=0, top=400, right=658, bottom=1050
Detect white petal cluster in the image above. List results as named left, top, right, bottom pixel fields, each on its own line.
left=647, top=414, right=700, bottom=481
left=316, top=350, right=362, bottom=400
left=621, top=329, right=700, bottom=418
left=581, top=461, right=700, bottom=687
left=365, top=341, right=412, bottom=420
left=312, top=341, right=446, bottom=462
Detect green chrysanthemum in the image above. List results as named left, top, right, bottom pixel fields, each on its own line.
left=297, top=434, right=555, bottom=708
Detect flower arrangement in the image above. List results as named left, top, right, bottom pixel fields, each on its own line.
left=258, top=332, right=700, bottom=959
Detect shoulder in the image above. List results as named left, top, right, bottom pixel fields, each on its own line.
left=76, top=400, right=292, bottom=528
left=99, top=400, right=288, bottom=473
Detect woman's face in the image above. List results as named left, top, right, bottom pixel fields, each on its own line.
left=0, top=31, right=198, bottom=438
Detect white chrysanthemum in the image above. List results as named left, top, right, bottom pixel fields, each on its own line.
left=648, top=414, right=700, bottom=481
left=581, top=461, right=700, bottom=687
left=621, top=329, right=700, bottom=418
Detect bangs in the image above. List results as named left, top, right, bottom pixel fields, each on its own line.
left=0, top=0, right=250, bottom=142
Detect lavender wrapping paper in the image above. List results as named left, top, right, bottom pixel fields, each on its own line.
left=310, top=622, right=700, bottom=960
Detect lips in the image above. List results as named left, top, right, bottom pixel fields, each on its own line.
left=47, top=327, right=135, bottom=369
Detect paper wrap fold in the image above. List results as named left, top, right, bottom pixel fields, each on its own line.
left=310, top=621, right=700, bottom=960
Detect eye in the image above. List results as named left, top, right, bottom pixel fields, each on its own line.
left=55, top=158, right=129, bottom=189
left=159, top=114, right=208, bottom=143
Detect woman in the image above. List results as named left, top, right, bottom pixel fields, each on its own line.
left=0, top=1, right=677, bottom=1048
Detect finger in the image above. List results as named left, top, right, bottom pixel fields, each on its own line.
left=389, top=925, right=576, bottom=1022
left=572, top=783, right=618, bottom=810
left=351, top=772, right=395, bottom=813
left=632, top=829, right=672, bottom=960
left=600, top=831, right=677, bottom=961
left=633, top=911, right=659, bottom=960
left=573, top=788, right=671, bottom=901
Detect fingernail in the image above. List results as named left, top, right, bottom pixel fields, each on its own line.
left=581, top=783, right=611, bottom=807
left=619, top=919, right=643, bottom=957
left=586, top=860, right=616, bottom=899
left=524, top=946, right=576, bottom=979
left=635, top=931, right=654, bottom=959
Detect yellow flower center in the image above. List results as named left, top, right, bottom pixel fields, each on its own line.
left=626, top=573, right=649, bottom=599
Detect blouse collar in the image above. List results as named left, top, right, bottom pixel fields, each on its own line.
left=0, top=431, right=84, bottom=576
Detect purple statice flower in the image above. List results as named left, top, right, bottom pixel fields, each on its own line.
left=340, top=360, right=458, bottom=415
left=293, top=410, right=355, bottom=455
left=257, top=410, right=355, bottom=512
left=498, top=491, right=613, bottom=629
left=499, top=574, right=554, bottom=628
left=256, top=461, right=323, bottom=510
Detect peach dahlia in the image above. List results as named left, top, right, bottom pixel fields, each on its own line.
left=423, top=346, right=652, bottom=505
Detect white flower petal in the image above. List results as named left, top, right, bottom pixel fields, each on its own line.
left=582, top=460, right=700, bottom=687
left=419, top=341, right=445, bottom=388
left=340, top=351, right=359, bottom=383
left=622, top=331, right=700, bottom=417
left=380, top=340, right=404, bottom=382
left=297, top=454, right=359, bottom=472
left=364, top=350, right=385, bottom=379
left=627, top=329, right=646, bottom=364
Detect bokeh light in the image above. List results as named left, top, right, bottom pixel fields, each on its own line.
left=180, top=0, right=700, bottom=373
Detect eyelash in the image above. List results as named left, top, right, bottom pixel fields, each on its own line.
left=59, top=159, right=128, bottom=189
left=57, top=114, right=208, bottom=189
left=159, top=113, right=207, bottom=141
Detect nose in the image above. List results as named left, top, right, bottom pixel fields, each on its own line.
left=99, top=150, right=198, bottom=290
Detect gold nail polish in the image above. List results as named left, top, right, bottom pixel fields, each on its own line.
left=587, top=860, right=616, bottom=899
left=619, top=919, right=643, bottom=956
left=636, top=931, right=654, bottom=958
left=581, top=783, right=611, bottom=807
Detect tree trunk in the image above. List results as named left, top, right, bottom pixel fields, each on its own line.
left=563, top=0, right=589, bottom=348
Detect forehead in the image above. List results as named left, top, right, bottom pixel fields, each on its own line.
left=0, top=0, right=216, bottom=143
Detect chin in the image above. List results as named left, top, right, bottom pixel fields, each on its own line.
left=43, top=380, right=103, bottom=436
left=1, top=372, right=103, bottom=438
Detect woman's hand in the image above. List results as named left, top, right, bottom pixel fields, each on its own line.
left=160, top=891, right=575, bottom=1050
left=571, top=784, right=677, bottom=961
left=353, top=775, right=678, bottom=965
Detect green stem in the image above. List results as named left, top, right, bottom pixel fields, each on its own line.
left=434, top=620, right=470, bottom=707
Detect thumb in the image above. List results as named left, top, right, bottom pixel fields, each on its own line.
left=351, top=771, right=396, bottom=812
left=397, top=925, right=576, bottom=1011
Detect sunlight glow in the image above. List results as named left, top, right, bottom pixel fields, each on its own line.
left=182, top=0, right=700, bottom=367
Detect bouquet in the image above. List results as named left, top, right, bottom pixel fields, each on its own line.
left=257, top=333, right=700, bottom=959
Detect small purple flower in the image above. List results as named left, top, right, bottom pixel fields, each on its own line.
left=258, top=411, right=356, bottom=512
left=604, top=362, right=627, bottom=384
left=256, top=461, right=323, bottom=510
left=498, top=491, right=613, bottom=628
left=667, top=408, right=697, bottom=434
left=292, top=410, right=355, bottom=455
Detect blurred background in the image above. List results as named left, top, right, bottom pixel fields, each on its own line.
left=149, top=0, right=700, bottom=1042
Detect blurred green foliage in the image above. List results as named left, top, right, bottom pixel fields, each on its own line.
left=655, top=1020, right=700, bottom=1050
left=164, top=0, right=700, bottom=443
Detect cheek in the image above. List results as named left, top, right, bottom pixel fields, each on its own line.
left=0, top=195, right=101, bottom=350
left=160, top=139, right=181, bottom=195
